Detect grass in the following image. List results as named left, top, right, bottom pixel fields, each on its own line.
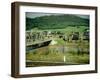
left=26, top=50, right=64, bottom=62
left=26, top=51, right=89, bottom=63
left=26, top=26, right=89, bottom=67
left=31, top=26, right=88, bottom=35
left=64, top=53, right=89, bottom=64
left=26, top=41, right=89, bottom=67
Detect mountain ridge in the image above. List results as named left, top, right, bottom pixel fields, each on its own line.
left=26, top=14, right=89, bottom=30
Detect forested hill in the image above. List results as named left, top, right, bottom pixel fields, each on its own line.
left=26, top=14, right=89, bottom=30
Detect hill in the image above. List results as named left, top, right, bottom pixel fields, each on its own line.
left=26, top=14, right=89, bottom=30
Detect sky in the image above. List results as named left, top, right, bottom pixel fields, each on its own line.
left=26, top=12, right=89, bottom=19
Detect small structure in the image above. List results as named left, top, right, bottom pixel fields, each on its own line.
left=49, top=40, right=57, bottom=45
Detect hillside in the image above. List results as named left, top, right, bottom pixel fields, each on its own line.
left=26, top=14, right=89, bottom=30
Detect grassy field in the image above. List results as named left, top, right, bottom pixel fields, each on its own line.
left=31, top=26, right=88, bottom=35
left=26, top=26, right=89, bottom=67
left=26, top=13, right=90, bottom=67
left=26, top=39, right=89, bottom=67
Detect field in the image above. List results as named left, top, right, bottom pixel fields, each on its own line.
left=26, top=26, right=89, bottom=67
left=26, top=13, right=90, bottom=67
